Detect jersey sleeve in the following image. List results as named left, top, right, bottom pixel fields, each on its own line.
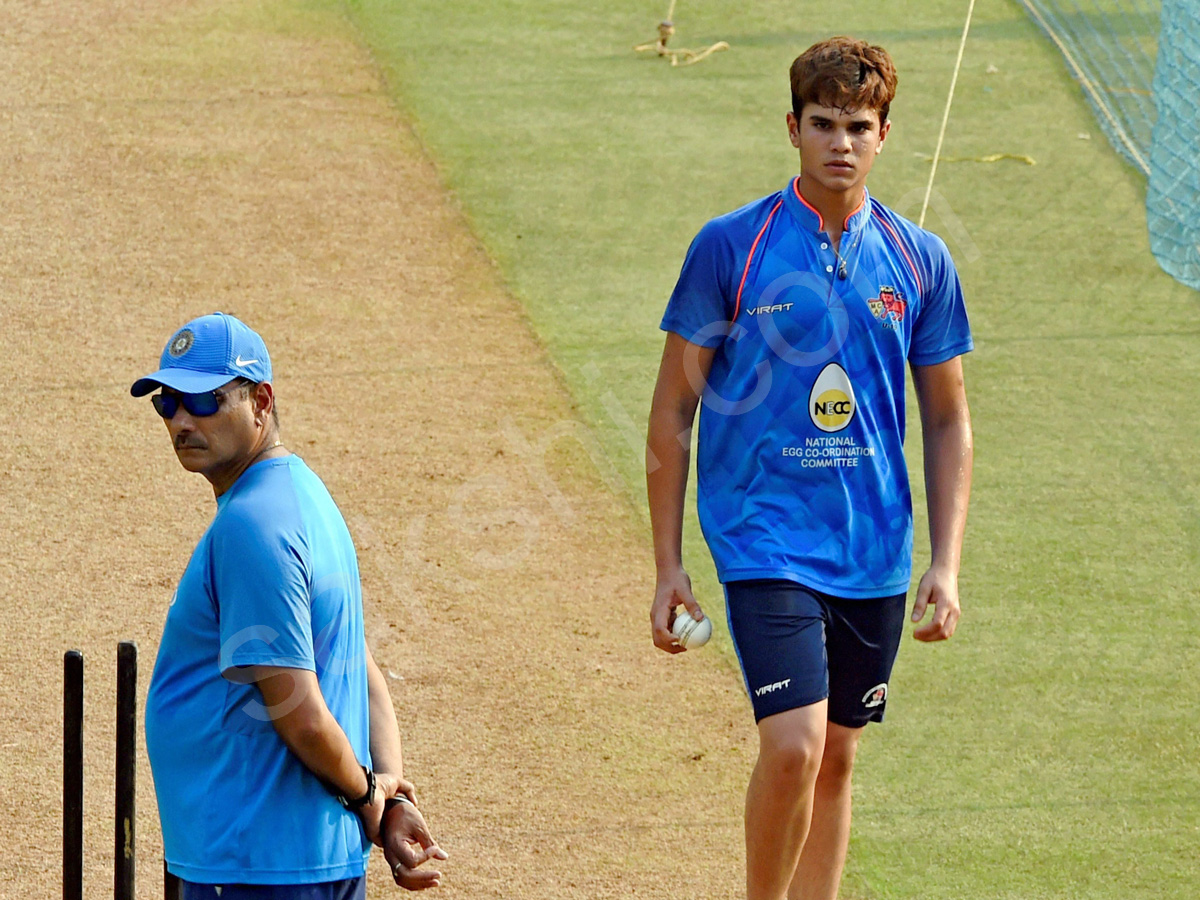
left=908, top=234, right=974, bottom=366
left=211, top=506, right=315, bottom=675
left=660, top=218, right=738, bottom=347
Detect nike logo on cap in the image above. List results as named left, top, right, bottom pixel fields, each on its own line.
left=235, top=355, right=259, bottom=367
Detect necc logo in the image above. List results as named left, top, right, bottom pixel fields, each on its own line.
left=808, top=363, right=856, bottom=433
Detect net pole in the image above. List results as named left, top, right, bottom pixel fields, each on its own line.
left=919, top=0, right=979, bottom=228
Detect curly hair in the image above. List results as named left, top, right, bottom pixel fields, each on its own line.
left=789, top=37, right=898, bottom=125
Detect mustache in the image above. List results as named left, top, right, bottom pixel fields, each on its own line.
left=174, top=437, right=207, bottom=450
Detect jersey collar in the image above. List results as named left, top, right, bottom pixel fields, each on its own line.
left=214, top=454, right=292, bottom=509
left=782, top=176, right=872, bottom=236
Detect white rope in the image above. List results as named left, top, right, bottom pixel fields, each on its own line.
left=919, top=0, right=979, bottom=227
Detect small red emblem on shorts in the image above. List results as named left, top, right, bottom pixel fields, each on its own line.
left=862, top=683, right=888, bottom=708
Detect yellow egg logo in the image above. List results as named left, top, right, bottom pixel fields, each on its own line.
left=809, top=363, right=856, bottom=432
left=812, top=389, right=852, bottom=429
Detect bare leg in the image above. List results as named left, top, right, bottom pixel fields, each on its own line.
left=745, top=702, right=828, bottom=900
left=787, top=722, right=864, bottom=900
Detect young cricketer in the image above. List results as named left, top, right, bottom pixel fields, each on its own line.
left=646, top=37, right=974, bottom=900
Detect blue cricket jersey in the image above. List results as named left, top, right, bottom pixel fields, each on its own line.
left=661, top=177, right=973, bottom=597
left=145, top=455, right=372, bottom=884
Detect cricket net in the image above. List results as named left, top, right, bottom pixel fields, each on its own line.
left=1018, top=0, right=1199, bottom=292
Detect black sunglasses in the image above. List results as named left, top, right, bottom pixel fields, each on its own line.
left=151, top=381, right=248, bottom=419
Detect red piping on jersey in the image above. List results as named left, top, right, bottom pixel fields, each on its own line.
left=842, top=193, right=866, bottom=230
left=791, top=177, right=867, bottom=231
left=734, top=199, right=783, bottom=320
left=872, top=208, right=923, bottom=296
left=791, top=177, right=824, bottom=231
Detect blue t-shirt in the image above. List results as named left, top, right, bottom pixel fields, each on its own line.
left=661, top=178, right=973, bottom=597
left=145, top=455, right=372, bottom=884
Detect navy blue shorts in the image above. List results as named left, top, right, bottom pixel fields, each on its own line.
left=180, top=877, right=365, bottom=900
left=724, top=579, right=906, bottom=727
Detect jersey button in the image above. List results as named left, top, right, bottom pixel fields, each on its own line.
left=820, top=242, right=828, bottom=250
left=825, top=265, right=834, bottom=273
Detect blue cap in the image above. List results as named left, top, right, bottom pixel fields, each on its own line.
left=130, top=312, right=273, bottom=397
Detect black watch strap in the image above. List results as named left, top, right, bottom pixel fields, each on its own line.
left=337, top=766, right=375, bottom=811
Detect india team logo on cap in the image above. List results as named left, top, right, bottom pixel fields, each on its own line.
left=809, top=363, right=856, bottom=433
left=130, top=312, right=273, bottom=398
left=167, top=329, right=194, bottom=357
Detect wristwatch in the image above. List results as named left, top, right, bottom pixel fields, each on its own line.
left=336, top=765, right=375, bottom=811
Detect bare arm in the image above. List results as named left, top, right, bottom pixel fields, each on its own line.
left=909, top=356, right=974, bottom=641
left=646, top=332, right=715, bottom=652
left=251, top=666, right=369, bottom=794
left=248, top=665, right=401, bottom=842
left=364, top=645, right=448, bottom=889
left=365, top=645, right=406, bottom=781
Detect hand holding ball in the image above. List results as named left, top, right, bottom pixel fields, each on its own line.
left=671, top=611, right=712, bottom=649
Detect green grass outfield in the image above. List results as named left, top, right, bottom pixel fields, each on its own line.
left=344, top=0, right=1199, bottom=896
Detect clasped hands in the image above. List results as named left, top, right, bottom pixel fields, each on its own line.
left=358, top=773, right=448, bottom=890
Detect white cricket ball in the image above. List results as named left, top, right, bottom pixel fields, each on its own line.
left=672, top=612, right=712, bottom=649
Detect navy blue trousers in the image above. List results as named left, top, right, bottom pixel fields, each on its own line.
left=180, top=876, right=365, bottom=900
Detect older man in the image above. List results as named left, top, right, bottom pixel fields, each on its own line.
left=134, top=312, right=446, bottom=898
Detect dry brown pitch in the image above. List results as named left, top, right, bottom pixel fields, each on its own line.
left=0, top=1, right=753, bottom=897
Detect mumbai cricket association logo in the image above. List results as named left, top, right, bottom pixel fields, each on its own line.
left=867, top=286, right=907, bottom=328
left=862, top=683, right=888, bottom=708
